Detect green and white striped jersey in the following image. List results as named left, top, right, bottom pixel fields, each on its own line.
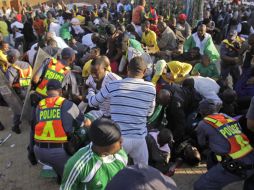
left=60, top=143, right=128, bottom=190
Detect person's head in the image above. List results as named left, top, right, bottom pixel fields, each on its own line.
left=178, top=13, right=187, bottom=25
left=0, top=41, right=9, bottom=53
left=189, top=47, right=200, bottom=58
left=105, top=24, right=116, bottom=36
left=182, top=78, right=195, bottom=90
left=91, top=33, right=100, bottom=44
left=90, top=47, right=101, bottom=58
left=141, top=20, right=150, bottom=33
left=201, top=54, right=211, bottom=67
left=47, top=38, right=57, bottom=48
left=89, top=118, right=122, bottom=156
left=90, top=56, right=110, bottom=82
left=227, top=30, right=237, bottom=42
left=61, top=48, right=76, bottom=66
left=221, top=89, right=237, bottom=104
left=242, top=13, right=248, bottom=21
left=46, top=79, right=62, bottom=96
left=94, top=4, right=98, bottom=10
left=127, top=56, right=147, bottom=78
left=157, top=128, right=174, bottom=148
left=116, top=33, right=129, bottom=53
left=47, top=11, right=53, bottom=20
left=158, top=89, right=171, bottom=106
left=168, top=17, right=176, bottom=30
left=197, top=24, right=207, bottom=38
left=183, top=144, right=201, bottom=166
left=198, top=99, right=218, bottom=117
left=139, top=0, right=146, bottom=7
left=126, top=24, right=136, bottom=33
left=157, top=21, right=167, bottom=33
left=7, top=49, right=20, bottom=64
left=106, top=164, right=177, bottom=190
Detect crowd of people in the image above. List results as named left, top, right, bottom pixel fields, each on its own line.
left=1, top=0, right=254, bottom=189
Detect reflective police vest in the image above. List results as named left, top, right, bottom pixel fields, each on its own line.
left=34, top=96, right=67, bottom=143
left=204, top=114, right=253, bottom=160
left=35, top=58, right=70, bottom=96
left=12, top=64, right=32, bottom=88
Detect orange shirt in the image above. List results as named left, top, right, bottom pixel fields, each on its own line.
left=132, top=5, right=145, bottom=25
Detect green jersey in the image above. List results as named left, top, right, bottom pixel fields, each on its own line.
left=60, top=144, right=127, bottom=190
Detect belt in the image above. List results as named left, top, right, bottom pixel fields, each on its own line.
left=35, top=142, right=66, bottom=148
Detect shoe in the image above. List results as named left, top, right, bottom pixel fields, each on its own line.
left=0, top=122, right=5, bottom=131
left=12, top=125, right=21, bottom=134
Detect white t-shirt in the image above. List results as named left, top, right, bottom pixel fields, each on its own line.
left=82, top=33, right=96, bottom=49
left=49, top=22, right=61, bottom=37
left=192, top=76, right=222, bottom=104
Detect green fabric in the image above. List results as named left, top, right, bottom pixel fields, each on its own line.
left=61, top=144, right=127, bottom=190
left=148, top=105, right=163, bottom=124
left=183, top=35, right=220, bottom=63
left=191, top=62, right=220, bottom=79
left=129, top=38, right=144, bottom=53
left=40, top=168, right=57, bottom=178
left=60, top=23, right=71, bottom=40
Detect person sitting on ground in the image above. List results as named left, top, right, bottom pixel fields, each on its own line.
left=61, top=118, right=127, bottom=190
left=146, top=128, right=172, bottom=174
left=141, top=20, right=160, bottom=54
left=184, top=24, right=220, bottom=63
left=176, top=13, right=191, bottom=39
left=157, top=21, right=177, bottom=51
left=191, top=54, right=220, bottom=80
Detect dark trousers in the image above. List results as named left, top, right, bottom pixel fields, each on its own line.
left=194, top=152, right=254, bottom=190
left=221, top=64, right=240, bottom=87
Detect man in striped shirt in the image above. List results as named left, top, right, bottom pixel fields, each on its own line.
left=87, top=56, right=156, bottom=164
left=60, top=119, right=127, bottom=190
left=83, top=56, right=121, bottom=126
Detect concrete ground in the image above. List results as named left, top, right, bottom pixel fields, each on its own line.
left=0, top=106, right=243, bottom=190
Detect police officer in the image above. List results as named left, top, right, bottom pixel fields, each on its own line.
left=5, top=49, right=32, bottom=133
left=28, top=48, right=81, bottom=165
left=33, top=79, right=84, bottom=181
left=220, top=30, right=244, bottom=87
left=194, top=99, right=254, bottom=190
left=32, top=47, right=80, bottom=102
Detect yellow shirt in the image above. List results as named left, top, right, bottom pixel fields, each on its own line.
left=0, top=50, right=8, bottom=72
left=152, top=61, right=192, bottom=84
left=82, top=59, right=112, bottom=78
left=0, top=21, right=9, bottom=37
left=141, top=29, right=159, bottom=52
left=76, top=15, right=85, bottom=25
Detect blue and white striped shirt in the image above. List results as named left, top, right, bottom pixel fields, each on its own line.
left=87, top=78, right=156, bottom=138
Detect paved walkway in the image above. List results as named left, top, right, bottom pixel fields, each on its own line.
left=0, top=107, right=243, bottom=190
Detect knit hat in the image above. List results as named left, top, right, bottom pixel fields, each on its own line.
left=89, top=118, right=121, bottom=147
left=178, top=13, right=187, bottom=21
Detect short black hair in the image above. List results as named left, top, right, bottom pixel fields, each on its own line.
left=128, top=56, right=146, bottom=75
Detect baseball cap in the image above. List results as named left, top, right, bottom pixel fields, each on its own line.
left=106, top=164, right=177, bottom=190
left=198, top=99, right=218, bottom=115
left=89, top=118, right=121, bottom=147
left=47, top=79, right=62, bottom=91
left=61, top=48, right=75, bottom=60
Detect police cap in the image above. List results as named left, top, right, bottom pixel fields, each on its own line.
left=47, top=79, right=62, bottom=91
